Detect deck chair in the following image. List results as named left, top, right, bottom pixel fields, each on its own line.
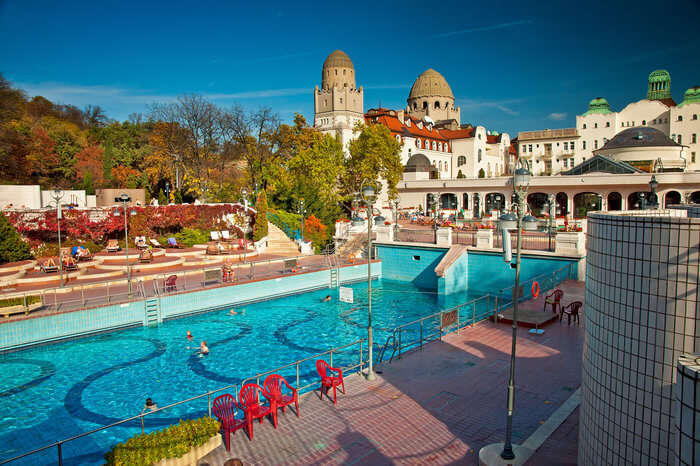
left=164, top=275, right=177, bottom=292
left=139, top=248, right=153, bottom=263
left=167, top=237, right=181, bottom=249
left=149, top=238, right=162, bottom=248
left=62, top=255, right=78, bottom=271
left=135, top=236, right=148, bottom=250
left=106, top=239, right=120, bottom=252
left=75, top=246, right=92, bottom=261
left=206, top=243, right=220, bottom=255
left=40, top=258, right=58, bottom=273
left=210, top=231, right=221, bottom=242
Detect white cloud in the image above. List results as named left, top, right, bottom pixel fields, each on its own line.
left=457, top=97, right=525, bottom=116
left=433, top=20, right=533, bottom=38
left=548, top=112, right=567, bottom=121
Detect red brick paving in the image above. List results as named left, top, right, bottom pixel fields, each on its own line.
left=200, top=280, right=585, bottom=465
left=525, top=407, right=579, bottom=466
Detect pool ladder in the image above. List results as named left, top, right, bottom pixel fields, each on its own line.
left=144, top=298, right=161, bottom=326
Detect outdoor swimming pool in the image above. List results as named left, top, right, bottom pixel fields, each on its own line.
left=0, top=253, right=575, bottom=465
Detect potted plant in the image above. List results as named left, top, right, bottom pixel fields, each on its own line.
left=104, top=417, right=221, bottom=466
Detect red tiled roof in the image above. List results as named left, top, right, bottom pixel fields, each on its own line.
left=365, top=109, right=451, bottom=145
left=656, top=98, right=677, bottom=107
left=439, top=128, right=474, bottom=139
left=486, top=134, right=499, bottom=144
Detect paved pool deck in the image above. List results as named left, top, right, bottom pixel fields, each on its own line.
left=200, top=280, right=585, bottom=465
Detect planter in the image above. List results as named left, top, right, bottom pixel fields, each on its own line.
left=153, top=435, right=221, bottom=466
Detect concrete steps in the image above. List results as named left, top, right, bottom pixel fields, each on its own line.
left=266, top=222, right=300, bottom=256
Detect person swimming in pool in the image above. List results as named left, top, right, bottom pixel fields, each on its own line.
left=322, top=295, right=331, bottom=302
left=229, top=308, right=245, bottom=315
left=186, top=330, right=193, bottom=340
left=200, top=340, right=209, bottom=355
left=141, top=397, right=158, bottom=413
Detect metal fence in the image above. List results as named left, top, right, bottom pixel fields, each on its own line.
left=0, top=339, right=368, bottom=466
left=1, top=253, right=351, bottom=316
left=376, top=294, right=496, bottom=363
left=494, top=261, right=578, bottom=310
left=493, top=230, right=554, bottom=252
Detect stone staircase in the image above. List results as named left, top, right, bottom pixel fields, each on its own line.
left=266, top=222, right=300, bottom=256
left=337, top=233, right=368, bottom=258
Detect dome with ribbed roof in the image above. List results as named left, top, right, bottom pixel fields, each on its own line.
left=408, top=69, right=454, bottom=99
left=679, top=86, right=700, bottom=107
left=583, top=97, right=612, bottom=116
left=321, top=50, right=355, bottom=90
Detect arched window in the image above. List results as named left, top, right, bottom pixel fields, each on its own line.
left=463, top=193, right=469, bottom=209
left=594, top=123, right=598, bottom=128
left=606, top=122, right=610, bottom=127
left=678, top=115, right=683, bottom=122
left=458, top=155, right=466, bottom=166
left=434, top=101, right=440, bottom=109
left=415, top=139, right=420, bottom=147
left=335, top=69, right=338, bottom=75
left=343, top=69, right=346, bottom=75
left=478, top=149, right=482, bottom=162
left=413, top=103, right=417, bottom=110
left=642, top=120, right=646, bottom=125
left=422, top=101, right=428, bottom=109
left=431, top=141, right=436, bottom=150
left=395, top=134, right=401, bottom=142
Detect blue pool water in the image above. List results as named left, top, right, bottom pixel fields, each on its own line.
left=0, top=279, right=483, bottom=465
left=0, top=253, right=574, bottom=465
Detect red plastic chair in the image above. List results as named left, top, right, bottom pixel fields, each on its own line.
left=560, top=301, right=583, bottom=326
left=263, top=374, right=299, bottom=428
left=543, top=289, right=564, bottom=314
left=316, top=360, right=345, bottom=404
left=212, top=394, right=247, bottom=449
left=239, top=384, right=272, bottom=439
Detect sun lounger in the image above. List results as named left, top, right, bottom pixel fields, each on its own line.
left=149, top=238, right=162, bottom=248
left=221, top=230, right=232, bottom=242
left=74, top=246, right=92, bottom=261
left=167, top=237, right=181, bottom=249
left=40, top=258, right=58, bottom=273
left=106, top=239, right=120, bottom=252
left=62, top=255, right=78, bottom=271
left=211, top=231, right=222, bottom=242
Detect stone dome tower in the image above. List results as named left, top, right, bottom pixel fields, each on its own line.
left=406, top=69, right=460, bottom=124
left=321, top=50, right=356, bottom=90
left=314, top=50, right=364, bottom=153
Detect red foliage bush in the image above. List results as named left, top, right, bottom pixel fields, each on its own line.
left=8, top=204, right=256, bottom=243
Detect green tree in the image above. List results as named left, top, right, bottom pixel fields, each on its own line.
left=344, top=122, right=402, bottom=200
left=157, top=189, right=167, bottom=206
left=0, top=213, right=32, bottom=263
left=81, top=170, right=95, bottom=195
left=457, top=170, right=465, bottom=179
left=253, top=189, right=269, bottom=241
left=478, top=168, right=485, bottom=178
left=174, top=190, right=183, bottom=204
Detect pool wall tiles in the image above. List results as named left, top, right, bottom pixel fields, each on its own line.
left=579, top=213, right=700, bottom=466
left=376, top=244, right=447, bottom=289
left=0, top=264, right=380, bottom=351
left=437, top=251, right=468, bottom=295
left=466, top=251, right=575, bottom=296
left=0, top=301, right=143, bottom=349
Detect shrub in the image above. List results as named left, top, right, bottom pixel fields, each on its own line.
left=174, top=228, right=209, bottom=247
left=253, top=190, right=269, bottom=241
left=0, top=296, right=41, bottom=309
left=0, top=213, right=33, bottom=264
left=104, top=417, right=220, bottom=466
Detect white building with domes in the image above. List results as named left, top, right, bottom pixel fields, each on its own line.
left=519, top=70, right=700, bottom=175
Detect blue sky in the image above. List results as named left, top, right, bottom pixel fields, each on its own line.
left=2, top=0, right=699, bottom=136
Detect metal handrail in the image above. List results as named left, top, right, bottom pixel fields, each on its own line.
left=377, top=294, right=494, bottom=364
left=496, top=261, right=577, bottom=300
left=0, top=338, right=367, bottom=465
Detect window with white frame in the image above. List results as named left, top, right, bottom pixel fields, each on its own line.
left=478, top=149, right=482, bottom=162
left=457, top=155, right=466, bottom=166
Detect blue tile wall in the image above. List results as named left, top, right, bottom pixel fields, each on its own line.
left=376, top=244, right=447, bottom=289
left=0, top=264, right=380, bottom=351
left=467, top=251, right=576, bottom=296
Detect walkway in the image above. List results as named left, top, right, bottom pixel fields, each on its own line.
left=200, top=280, right=585, bottom=465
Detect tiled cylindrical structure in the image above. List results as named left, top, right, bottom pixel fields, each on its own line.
left=675, top=354, right=700, bottom=466
left=581, top=212, right=700, bottom=465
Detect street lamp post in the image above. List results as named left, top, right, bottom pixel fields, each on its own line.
left=241, top=188, right=248, bottom=264
left=429, top=193, right=439, bottom=243
left=164, top=181, right=171, bottom=205
left=298, top=199, right=306, bottom=242
left=51, top=189, right=65, bottom=287
left=359, top=182, right=377, bottom=381
left=497, top=159, right=539, bottom=460
left=115, top=193, right=137, bottom=296
left=546, top=193, right=555, bottom=252
left=649, top=175, right=659, bottom=209
left=393, top=199, right=400, bottom=240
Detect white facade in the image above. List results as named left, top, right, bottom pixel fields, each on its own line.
left=0, top=185, right=41, bottom=209
left=520, top=71, right=700, bottom=173
left=40, top=189, right=88, bottom=208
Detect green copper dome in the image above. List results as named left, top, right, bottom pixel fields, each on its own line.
left=678, top=86, right=700, bottom=107
left=646, top=69, right=671, bottom=101
left=583, top=97, right=612, bottom=116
